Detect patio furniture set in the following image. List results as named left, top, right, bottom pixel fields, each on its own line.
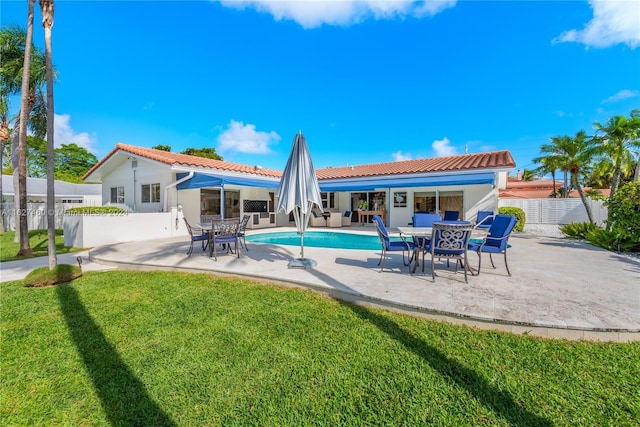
left=373, top=211, right=517, bottom=282
left=184, top=214, right=250, bottom=260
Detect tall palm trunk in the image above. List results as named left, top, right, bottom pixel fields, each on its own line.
left=634, top=160, right=640, bottom=182
left=11, top=117, right=21, bottom=242
left=16, top=0, right=36, bottom=256
left=571, top=170, right=594, bottom=224
left=550, top=170, right=557, bottom=197
left=40, top=0, right=56, bottom=269
left=0, top=121, right=8, bottom=232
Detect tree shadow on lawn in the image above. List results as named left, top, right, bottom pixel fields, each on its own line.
left=345, top=302, right=553, bottom=426
left=57, top=285, right=176, bottom=426
left=307, top=267, right=552, bottom=426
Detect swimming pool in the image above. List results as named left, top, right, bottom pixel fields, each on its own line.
left=245, top=231, right=403, bottom=250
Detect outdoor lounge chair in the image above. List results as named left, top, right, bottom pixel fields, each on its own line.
left=424, top=222, right=473, bottom=282
left=342, top=210, right=352, bottom=226
left=475, top=210, right=494, bottom=230
left=209, top=219, right=240, bottom=261
left=184, top=218, right=209, bottom=256
left=372, top=214, right=415, bottom=272
left=468, top=214, right=517, bottom=276
left=237, top=214, right=250, bottom=251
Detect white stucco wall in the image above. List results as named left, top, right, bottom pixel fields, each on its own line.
left=100, top=156, right=174, bottom=212
left=64, top=210, right=188, bottom=248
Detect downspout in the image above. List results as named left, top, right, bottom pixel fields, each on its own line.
left=165, top=171, right=194, bottom=212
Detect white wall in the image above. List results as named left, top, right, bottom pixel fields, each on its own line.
left=64, top=210, right=188, bottom=248
left=101, top=157, right=174, bottom=212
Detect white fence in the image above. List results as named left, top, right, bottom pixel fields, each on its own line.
left=1, top=202, right=72, bottom=231
left=499, top=198, right=608, bottom=225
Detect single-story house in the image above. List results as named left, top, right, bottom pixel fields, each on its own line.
left=83, top=143, right=515, bottom=229
left=2, top=174, right=101, bottom=205
left=2, top=174, right=102, bottom=231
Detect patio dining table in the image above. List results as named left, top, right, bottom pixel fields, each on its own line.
left=398, top=226, right=432, bottom=274
left=398, top=220, right=475, bottom=275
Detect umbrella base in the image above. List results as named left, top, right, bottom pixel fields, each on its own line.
left=288, top=258, right=317, bottom=269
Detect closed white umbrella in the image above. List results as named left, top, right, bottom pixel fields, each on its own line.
left=275, top=132, right=323, bottom=268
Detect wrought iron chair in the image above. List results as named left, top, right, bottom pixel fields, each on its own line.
left=412, top=212, right=442, bottom=227
left=236, top=214, right=250, bottom=251
left=372, top=214, right=415, bottom=272
left=467, top=214, right=517, bottom=276
left=424, top=222, right=473, bottom=282
left=475, top=210, right=494, bottom=230
left=209, top=219, right=240, bottom=261
left=443, top=210, right=460, bottom=221
left=183, top=218, right=209, bottom=256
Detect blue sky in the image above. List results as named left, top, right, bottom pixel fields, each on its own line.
left=3, top=0, right=639, bottom=174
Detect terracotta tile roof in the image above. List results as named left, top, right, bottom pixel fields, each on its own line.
left=84, top=143, right=283, bottom=180
left=315, top=150, right=515, bottom=180
left=85, top=144, right=515, bottom=182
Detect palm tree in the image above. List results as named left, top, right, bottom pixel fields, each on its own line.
left=0, top=24, right=47, bottom=241
left=534, top=156, right=561, bottom=198
left=40, top=0, right=56, bottom=269
left=534, top=131, right=595, bottom=223
left=15, top=0, right=38, bottom=256
left=592, top=112, right=640, bottom=202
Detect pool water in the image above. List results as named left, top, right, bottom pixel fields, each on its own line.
left=245, top=231, right=404, bottom=250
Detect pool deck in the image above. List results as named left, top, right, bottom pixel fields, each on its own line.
left=3, top=226, right=637, bottom=342
left=81, top=226, right=640, bottom=342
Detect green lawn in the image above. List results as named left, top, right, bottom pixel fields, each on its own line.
left=0, top=230, right=82, bottom=262
left=1, top=271, right=638, bottom=426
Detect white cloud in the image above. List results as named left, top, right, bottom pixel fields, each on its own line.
left=217, top=120, right=280, bottom=154
left=601, top=89, right=639, bottom=103
left=218, top=0, right=456, bottom=29
left=54, top=114, right=98, bottom=153
left=554, top=0, right=640, bottom=48
left=553, top=110, right=566, bottom=118
left=392, top=150, right=412, bottom=161
left=432, top=137, right=457, bottom=157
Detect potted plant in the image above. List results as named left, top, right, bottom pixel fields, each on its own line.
left=358, top=200, right=368, bottom=211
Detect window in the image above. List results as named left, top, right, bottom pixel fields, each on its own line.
left=110, top=186, right=125, bottom=204
left=141, top=183, right=160, bottom=203
left=413, top=190, right=463, bottom=217
left=321, top=192, right=335, bottom=209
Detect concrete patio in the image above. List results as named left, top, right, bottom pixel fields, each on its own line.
left=83, top=226, right=640, bottom=343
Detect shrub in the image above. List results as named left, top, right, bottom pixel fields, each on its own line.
left=23, top=264, right=82, bottom=288
left=586, top=228, right=640, bottom=253
left=65, top=206, right=127, bottom=215
left=605, top=181, right=640, bottom=252
left=498, top=206, right=525, bottom=232
left=559, top=222, right=600, bottom=240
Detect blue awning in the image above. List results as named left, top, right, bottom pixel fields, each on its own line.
left=176, top=172, right=280, bottom=189
left=176, top=171, right=494, bottom=191
left=318, top=172, right=495, bottom=192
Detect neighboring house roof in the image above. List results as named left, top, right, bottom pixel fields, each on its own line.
left=499, top=177, right=610, bottom=199
left=2, top=175, right=102, bottom=198
left=85, top=144, right=515, bottom=186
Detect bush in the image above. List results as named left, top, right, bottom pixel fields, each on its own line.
left=586, top=228, right=640, bottom=253
left=605, top=181, right=640, bottom=252
left=65, top=206, right=127, bottom=215
left=23, top=264, right=82, bottom=287
left=498, top=206, right=525, bottom=232
left=559, top=222, right=600, bottom=239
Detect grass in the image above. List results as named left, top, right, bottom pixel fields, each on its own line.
left=0, top=230, right=83, bottom=262
left=1, top=271, right=639, bottom=426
